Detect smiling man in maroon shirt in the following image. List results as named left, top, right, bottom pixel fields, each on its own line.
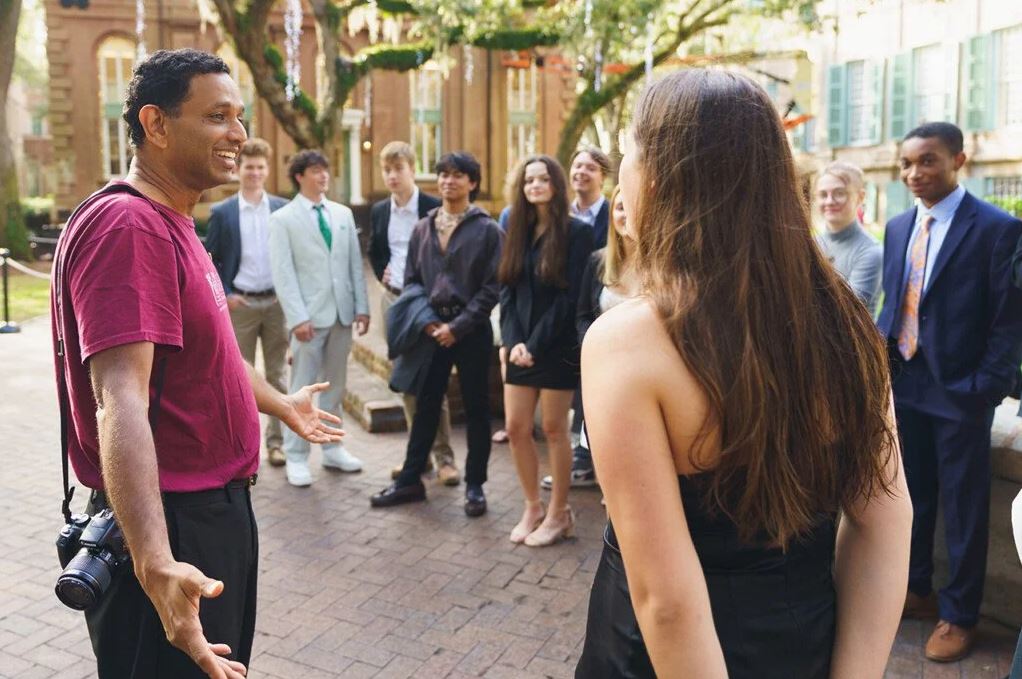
left=51, top=49, right=344, bottom=679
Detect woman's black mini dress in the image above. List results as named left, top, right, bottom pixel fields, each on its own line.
left=500, top=218, right=594, bottom=390
left=576, top=474, right=837, bottom=679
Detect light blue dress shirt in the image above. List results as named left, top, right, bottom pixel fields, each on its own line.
left=902, top=183, right=966, bottom=292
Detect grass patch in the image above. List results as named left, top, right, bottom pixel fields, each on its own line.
left=3, top=270, right=52, bottom=322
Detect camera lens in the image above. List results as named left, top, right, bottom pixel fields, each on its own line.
left=55, top=551, right=113, bottom=610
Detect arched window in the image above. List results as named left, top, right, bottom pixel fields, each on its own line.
left=97, top=36, right=136, bottom=178
left=217, top=43, right=258, bottom=135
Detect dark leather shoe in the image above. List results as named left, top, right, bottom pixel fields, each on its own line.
left=464, top=484, right=487, bottom=517
left=370, top=482, right=426, bottom=508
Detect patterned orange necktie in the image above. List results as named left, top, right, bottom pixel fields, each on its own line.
left=897, top=215, right=934, bottom=360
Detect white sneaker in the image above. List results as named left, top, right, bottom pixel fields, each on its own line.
left=285, top=459, right=313, bottom=487
left=322, top=447, right=363, bottom=473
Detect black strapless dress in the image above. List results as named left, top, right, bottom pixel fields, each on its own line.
left=575, top=475, right=837, bottom=678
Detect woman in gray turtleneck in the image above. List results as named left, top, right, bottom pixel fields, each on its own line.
left=814, top=161, right=883, bottom=314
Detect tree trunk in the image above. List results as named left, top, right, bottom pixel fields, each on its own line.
left=0, top=0, right=30, bottom=259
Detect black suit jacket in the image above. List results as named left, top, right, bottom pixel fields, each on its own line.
left=205, top=193, right=287, bottom=294
left=368, top=191, right=442, bottom=282
left=876, top=190, right=1022, bottom=417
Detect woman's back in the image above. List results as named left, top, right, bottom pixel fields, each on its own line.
left=575, top=299, right=838, bottom=678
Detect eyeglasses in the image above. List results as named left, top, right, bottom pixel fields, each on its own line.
left=815, top=189, right=850, bottom=203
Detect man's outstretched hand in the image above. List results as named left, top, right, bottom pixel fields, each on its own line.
left=139, top=560, right=248, bottom=679
left=281, top=382, right=346, bottom=444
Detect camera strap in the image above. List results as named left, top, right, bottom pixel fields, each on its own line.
left=54, top=183, right=171, bottom=523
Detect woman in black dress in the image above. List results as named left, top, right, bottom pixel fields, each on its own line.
left=500, top=154, right=594, bottom=547
left=575, top=70, right=913, bottom=677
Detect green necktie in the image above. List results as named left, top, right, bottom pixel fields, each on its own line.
left=313, top=204, right=332, bottom=250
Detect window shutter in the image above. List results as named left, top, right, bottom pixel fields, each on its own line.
left=885, top=180, right=912, bottom=220
left=869, top=60, right=885, bottom=144
left=827, top=64, right=847, bottom=148
left=888, top=53, right=911, bottom=140
left=965, top=34, right=993, bottom=131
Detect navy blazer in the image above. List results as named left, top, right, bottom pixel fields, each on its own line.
left=590, top=199, right=610, bottom=250
left=205, top=193, right=288, bottom=294
left=368, top=191, right=442, bottom=282
left=876, top=191, right=1022, bottom=411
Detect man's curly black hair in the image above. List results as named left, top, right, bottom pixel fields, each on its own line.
left=122, top=48, right=231, bottom=148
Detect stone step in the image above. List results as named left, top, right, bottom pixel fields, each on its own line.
left=341, top=358, right=407, bottom=434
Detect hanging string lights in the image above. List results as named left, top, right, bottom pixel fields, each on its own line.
left=284, top=0, right=303, bottom=101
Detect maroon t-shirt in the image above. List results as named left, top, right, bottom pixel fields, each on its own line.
left=51, top=182, right=260, bottom=492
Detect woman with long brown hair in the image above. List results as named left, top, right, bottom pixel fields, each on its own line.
left=575, top=70, right=912, bottom=677
left=500, top=154, right=594, bottom=547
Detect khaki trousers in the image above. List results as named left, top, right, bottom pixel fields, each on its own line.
left=381, top=285, right=455, bottom=467
left=230, top=295, right=288, bottom=450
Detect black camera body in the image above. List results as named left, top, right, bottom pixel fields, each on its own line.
left=55, top=509, right=130, bottom=610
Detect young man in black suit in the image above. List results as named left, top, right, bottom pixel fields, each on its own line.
left=876, top=122, right=1022, bottom=662
left=206, top=137, right=289, bottom=466
left=368, top=142, right=460, bottom=485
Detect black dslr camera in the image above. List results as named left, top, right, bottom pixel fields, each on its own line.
left=55, top=509, right=130, bottom=610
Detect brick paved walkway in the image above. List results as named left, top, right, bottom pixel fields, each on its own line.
left=1, top=316, right=1017, bottom=678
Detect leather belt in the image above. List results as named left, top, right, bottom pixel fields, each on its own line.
left=385, top=284, right=402, bottom=296
left=235, top=288, right=275, bottom=298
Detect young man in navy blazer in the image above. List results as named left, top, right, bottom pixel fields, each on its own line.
left=206, top=138, right=289, bottom=466
left=368, top=142, right=461, bottom=486
left=877, top=122, right=1022, bottom=662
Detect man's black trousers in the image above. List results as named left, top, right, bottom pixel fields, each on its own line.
left=397, top=324, right=493, bottom=487
left=84, top=482, right=259, bottom=678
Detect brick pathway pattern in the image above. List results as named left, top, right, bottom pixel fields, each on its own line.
left=0, top=317, right=1017, bottom=678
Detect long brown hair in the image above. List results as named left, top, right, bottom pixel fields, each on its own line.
left=499, top=155, right=571, bottom=287
left=631, top=69, right=896, bottom=547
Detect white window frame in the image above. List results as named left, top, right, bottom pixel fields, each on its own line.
left=98, top=36, right=136, bottom=179
left=912, top=43, right=949, bottom=124
left=846, top=61, right=879, bottom=146
left=410, top=63, right=443, bottom=179
left=506, top=64, right=538, bottom=172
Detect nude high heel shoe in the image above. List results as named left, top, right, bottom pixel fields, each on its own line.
left=524, top=506, right=575, bottom=547
left=510, top=500, right=545, bottom=544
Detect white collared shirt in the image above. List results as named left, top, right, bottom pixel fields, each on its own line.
left=572, top=196, right=606, bottom=226
left=902, top=184, right=966, bottom=291
left=294, top=192, right=333, bottom=233
left=387, top=187, right=419, bottom=288
left=232, top=191, right=275, bottom=292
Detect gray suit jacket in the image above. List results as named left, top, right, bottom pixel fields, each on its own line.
left=269, top=196, right=370, bottom=331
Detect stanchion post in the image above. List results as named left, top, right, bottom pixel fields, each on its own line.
left=0, top=247, right=21, bottom=334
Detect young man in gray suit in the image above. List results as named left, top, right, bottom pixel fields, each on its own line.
left=206, top=138, right=289, bottom=467
left=270, top=150, right=370, bottom=486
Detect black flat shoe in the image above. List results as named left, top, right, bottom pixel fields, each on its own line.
left=464, top=484, right=487, bottom=517
left=370, top=482, right=426, bottom=508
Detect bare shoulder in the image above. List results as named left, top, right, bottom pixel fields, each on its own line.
left=583, top=297, right=678, bottom=373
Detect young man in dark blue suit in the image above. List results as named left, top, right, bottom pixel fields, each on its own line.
left=206, top=138, right=289, bottom=466
left=877, top=122, right=1022, bottom=662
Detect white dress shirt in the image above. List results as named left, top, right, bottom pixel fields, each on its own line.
left=902, top=184, right=966, bottom=292
left=387, top=187, right=419, bottom=288
left=571, top=196, right=606, bottom=226
left=232, top=191, right=275, bottom=292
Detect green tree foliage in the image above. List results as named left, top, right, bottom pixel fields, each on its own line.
left=207, top=0, right=559, bottom=162
left=550, top=0, right=821, bottom=166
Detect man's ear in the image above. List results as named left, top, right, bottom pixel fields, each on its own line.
left=137, top=104, right=170, bottom=150
left=953, top=151, right=967, bottom=172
